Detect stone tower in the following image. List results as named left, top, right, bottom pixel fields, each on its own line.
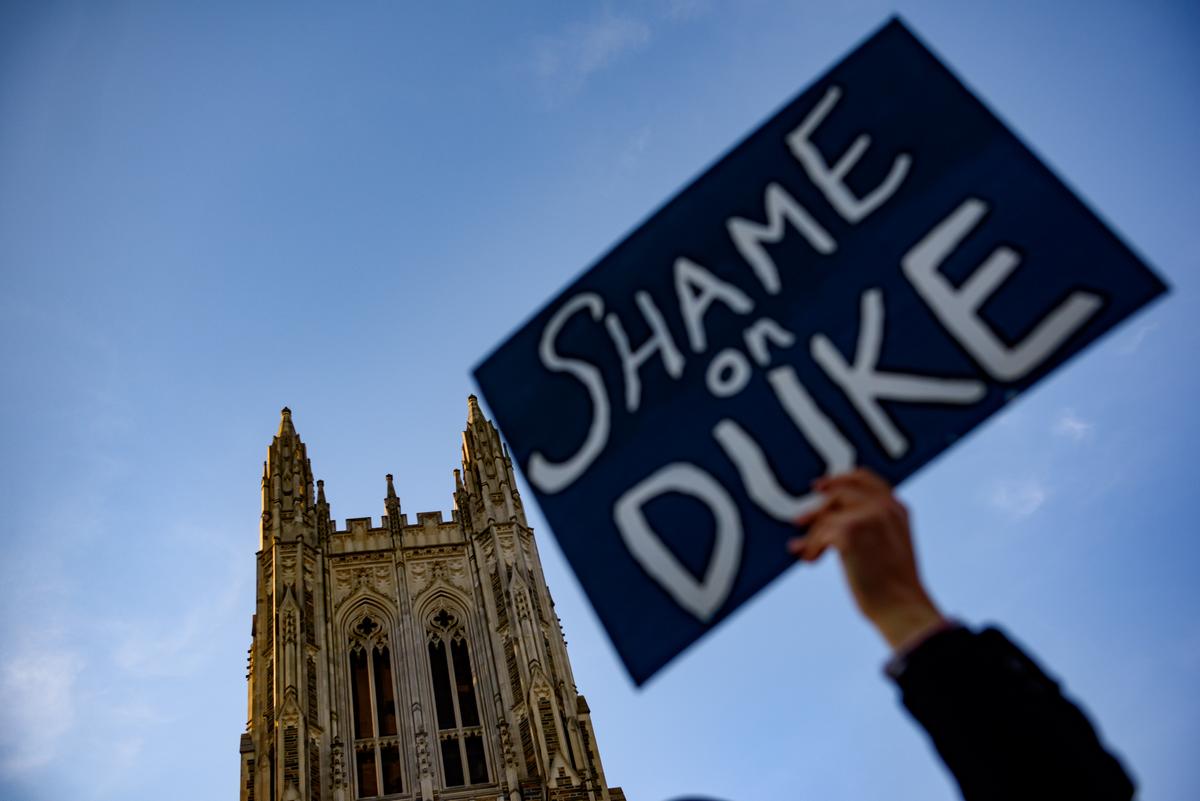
left=239, top=399, right=627, bottom=801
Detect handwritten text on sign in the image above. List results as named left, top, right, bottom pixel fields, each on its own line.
left=473, top=18, right=1166, bottom=685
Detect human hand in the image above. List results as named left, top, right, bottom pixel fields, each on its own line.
left=788, top=468, right=944, bottom=651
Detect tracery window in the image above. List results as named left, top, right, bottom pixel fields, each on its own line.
left=426, top=608, right=488, bottom=786
left=348, top=613, right=403, bottom=798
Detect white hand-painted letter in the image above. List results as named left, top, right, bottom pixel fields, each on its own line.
left=787, top=86, right=912, bottom=224
left=727, top=182, right=837, bottom=294
left=705, top=349, right=752, bottom=398
left=675, top=258, right=755, bottom=352
left=614, top=463, right=743, bottom=622
left=743, top=317, right=796, bottom=367
left=605, top=291, right=686, bottom=413
left=714, top=366, right=855, bottom=521
left=528, top=293, right=611, bottom=494
left=812, top=288, right=985, bottom=459
left=902, top=199, right=1105, bottom=382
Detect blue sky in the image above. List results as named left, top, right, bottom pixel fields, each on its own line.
left=0, top=1, right=1197, bottom=799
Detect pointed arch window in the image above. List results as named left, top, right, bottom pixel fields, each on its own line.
left=347, top=613, right=403, bottom=798
left=426, top=608, right=489, bottom=787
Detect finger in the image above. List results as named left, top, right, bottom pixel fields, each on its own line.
left=797, top=520, right=843, bottom=562
left=794, top=482, right=878, bottom=529
left=813, top=468, right=889, bottom=495
left=793, top=492, right=830, bottom=528
left=814, top=467, right=893, bottom=496
left=798, top=534, right=831, bottom=562
left=788, top=527, right=824, bottom=561
left=813, top=484, right=875, bottom=520
left=803, top=508, right=881, bottom=559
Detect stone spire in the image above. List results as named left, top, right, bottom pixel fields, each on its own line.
left=458, top=395, right=525, bottom=531
left=261, top=407, right=317, bottom=546
left=384, top=473, right=403, bottom=535
left=315, top=479, right=332, bottom=542
left=278, top=405, right=297, bottom=437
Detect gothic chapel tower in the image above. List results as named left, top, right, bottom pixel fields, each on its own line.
left=240, top=399, right=627, bottom=801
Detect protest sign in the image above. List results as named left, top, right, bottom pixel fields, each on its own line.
left=473, top=17, right=1167, bottom=685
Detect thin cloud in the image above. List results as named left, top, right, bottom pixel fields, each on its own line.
left=535, top=13, right=651, bottom=99
left=1053, top=408, right=1095, bottom=442
left=661, top=0, right=713, bottom=21
left=110, top=580, right=245, bottom=679
left=89, top=735, right=145, bottom=797
left=0, top=648, right=83, bottom=775
left=1118, top=322, right=1158, bottom=354
left=618, top=125, right=654, bottom=171
left=109, top=535, right=247, bottom=678
left=988, top=478, right=1048, bottom=519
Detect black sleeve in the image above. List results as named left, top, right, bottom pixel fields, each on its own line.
left=891, top=626, right=1135, bottom=801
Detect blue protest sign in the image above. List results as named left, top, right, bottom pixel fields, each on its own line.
left=473, top=17, right=1166, bottom=685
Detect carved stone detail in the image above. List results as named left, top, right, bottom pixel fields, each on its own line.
left=331, top=563, right=392, bottom=609
left=497, top=533, right=516, bottom=563
left=415, top=729, right=432, bottom=778
left=279, top=550, right=298, bottom=582
left=513, top=584, right=531, bottom=622
left=330, top=736, right=347, bottom=787
left=498, top=719, right=517, bottom=769
left=408, top=557, right=469, bottom=601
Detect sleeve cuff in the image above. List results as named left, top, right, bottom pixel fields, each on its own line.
left=884, top=618, right=963, bottom=680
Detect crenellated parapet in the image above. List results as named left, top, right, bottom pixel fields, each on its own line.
left=319, top=510, right=468, bottom=557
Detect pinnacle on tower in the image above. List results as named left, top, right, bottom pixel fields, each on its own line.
left=279, top=406, right=296, bottom=436
left=459, top=395, right=524, bottom=529
left=261, top=406, right=317, bottom=546
left=467, top=393, right=485, bottom=424
left=384, top=473, right=403, bottom=534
